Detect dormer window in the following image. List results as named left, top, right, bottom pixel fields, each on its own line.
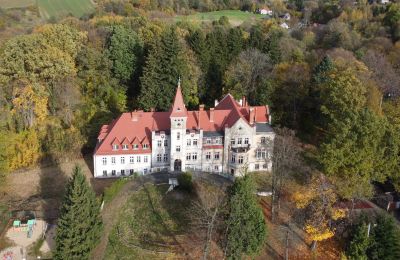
left=113, top=144, right=119, bottom=150
left=133, top=144, right=139, bottom=150
left=143, top=144, right=149, bottom=149
left=122, top=144, right=128, bottom=150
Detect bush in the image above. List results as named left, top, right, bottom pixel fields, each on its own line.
left=177, top=172, right=193, bottom=192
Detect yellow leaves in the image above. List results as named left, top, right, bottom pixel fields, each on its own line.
left=90, top=15, right=125, bottom=26
left=305, top=224, right=334, bottom=242
left=12, top=82, right=48, bottom=128
left=292, top=189, right=314, bottom=209
left=332, top=208, right=347, bottom=221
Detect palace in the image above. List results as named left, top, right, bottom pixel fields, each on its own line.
left=93, top=83, right=275, bottom=178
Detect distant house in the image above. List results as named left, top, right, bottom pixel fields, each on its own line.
left=280, top=12, right=291, bottom=21
left=256, top=8, right=272, bottom=16
left=280, top=22, right=289, bottom=29
left=381, top=0, right=390, bottom=4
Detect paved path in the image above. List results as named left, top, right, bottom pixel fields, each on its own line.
left=90, top=172, right=231, bottom=260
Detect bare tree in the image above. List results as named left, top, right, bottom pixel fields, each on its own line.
left=270, top=128, right=302, bottom=223
left=189, top=181, right=227, bottom=260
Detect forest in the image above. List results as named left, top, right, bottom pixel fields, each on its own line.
left=1, top=0, right=400, bottom=258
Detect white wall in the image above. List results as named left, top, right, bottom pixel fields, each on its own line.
left=94, top=154, right=151, bottom=177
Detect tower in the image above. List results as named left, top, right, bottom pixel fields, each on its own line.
left=170, top=79, right=187, bottom=171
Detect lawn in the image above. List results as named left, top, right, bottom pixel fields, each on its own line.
left=175, top=10, right=265, bottom=25
left=37, top=0, right=95, bottom=19
left=0, top=0, right=35, bottom=9
left=104, top=184, right=192, bottom=259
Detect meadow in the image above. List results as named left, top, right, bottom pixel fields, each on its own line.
left=37, top=0, right=95, bottom=19
left=175, top=10, right=266, bottom=25
left=0, top=0, right=35, bottom=9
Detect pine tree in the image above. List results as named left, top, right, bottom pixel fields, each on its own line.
left=346, top=220, right=369, bottom=260
left=225, top=175, right=267, bottom=259
left=54, top=165, right=102, bottom=260
left=368, top=214, right=400, bottom=260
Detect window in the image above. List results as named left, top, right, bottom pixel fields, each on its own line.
left=176, top=146, right=181, bottom=152
left=261, top=137, right=266, bottom=144
left=244, top=138, right=249, bottom=145
left=237, top=138, right=242, bottom=145
left=163, top=154, right=168, bottom=162
left=186, top=153, right=191, bottom=160
left=102, top=170, right=107, bottom=176
left=133, top=144, right=139, bottom=150
left=206, top=152, right=211, bottom=160
left=111, top=170, right=116, bottom=176
left=144, top=156, right=148, bottom=163
left=102, top=157, right=107, bottom=165
left=238, top=155, right=244, bottom=164
left=256, top=148, right=267, bottom=159
left=193, top=139, right=198, bottom=146
left=215, top=138, right=220, bottom=144
left=121, top=170, right=125, bottom=176
left=164, top=140, right=168, bottom=146
left=177, top=132, right=180, bottom=140
left=122, top=144, right=128, bottom=150
left=263, top=164, right=267, bottom=169
left=192, top=153, right=198, bottom=160
left=129, top=156, right=134, bottom=163
left=206, top=138, right=211, bottom=144
left=157, top=154, right=162, bottom=162
left=129, top=169, right=134, bottom=175
left=121, top=157, right=125, bottom=164
left=157, top=140, right=162, bottom=147
left=143, top=144, right=149, bottom=149
left=187, top=139, right=191, bottom=146
left=255, top=164, right=259, bottom=170
left=214, top=165, right=219, bottom=171
left=231, top=138, right=235, bottom=145
left=231, top=154, right=236, bottom=163
left=113, top=144, right=119, bottom=150
left=111, top=157, right=116, bottom=164
left=137, top=156, right=141, bottom=163
left=214, top=152, right=220, bottom=160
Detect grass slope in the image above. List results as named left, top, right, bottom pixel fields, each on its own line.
left=105, top=184, right=191, bottom=259
left=176, top=10, right=265, bottom=25
left=0, top=0, right=35, bottom=9
left=38, top=0, right=95, bottom=19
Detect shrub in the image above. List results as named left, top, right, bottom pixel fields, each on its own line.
left=178, top=172, right=193, bottom=192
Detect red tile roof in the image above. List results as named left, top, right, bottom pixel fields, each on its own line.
left=170, top=85, right=187, bottom=117
left=94, top=91, right=270, bottom=155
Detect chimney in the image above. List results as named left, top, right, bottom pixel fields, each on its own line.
left=249, top=107, right=255, bottom=125
left=199, top=104, right=205, bottom=111
left=210, top=108, right=215, bottom=122
left=131, top=110, right=143, bottom=122
left=214, top=99, right=219, bottom=107
left=242, top=96, right=246, bottom=107
left=150, top=107, right=155, bottom=112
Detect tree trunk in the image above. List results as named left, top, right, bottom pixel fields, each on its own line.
left=311, top=240, right=317, bottom=251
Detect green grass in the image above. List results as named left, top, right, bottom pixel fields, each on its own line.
left=37, top=0, right=95, bottom=19
left=105, top=184, right=192, bottom=259
left=0, top=203, right=10, bottom=234
left=175, top=10, right=265, bottom=25
left=103, top=178, right=130, bottom=203
left=0, top=0, right=35, bottom=9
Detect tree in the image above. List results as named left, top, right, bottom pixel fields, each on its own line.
left=54, top=165, right=102, bottom=260
left=225, top=175, right=267, bottom=259
left=107, top=25, right=143, bottom=82
left=223, top=48, right=272, bottom=104
left=190, top=181, right=226, bottom=260
left=346, top=219, right=369, bottom=260
left=367, top=214, right=400, bottom=260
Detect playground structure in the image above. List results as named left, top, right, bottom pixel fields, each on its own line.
left=11, top=211, right=36, bottom=239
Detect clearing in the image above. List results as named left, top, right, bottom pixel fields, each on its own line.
left=175, top=10, right=266, bottom=26
left=0, top=0, right=35, bottom=9
left=37, top=0, right=95, bottom=19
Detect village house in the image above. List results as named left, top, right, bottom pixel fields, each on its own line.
left=93, top=82, right=275, bottom=178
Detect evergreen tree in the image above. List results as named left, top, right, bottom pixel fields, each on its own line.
left=346, top=220, right=369, bottom=260
left=225, top=175, right=267, bottom=259
left=54, top=166, right=102, bottom=260
left=368, top=214, right=400, bottom=260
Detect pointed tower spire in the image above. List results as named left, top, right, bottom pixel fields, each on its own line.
left=170, top=78, right=187, bottom=117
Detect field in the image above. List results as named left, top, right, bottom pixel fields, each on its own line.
left=37, top=0, right=95, bottom=19
left=175, top=10, right=265, bottom=26
left=0, top=0, right=35, bottom=9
